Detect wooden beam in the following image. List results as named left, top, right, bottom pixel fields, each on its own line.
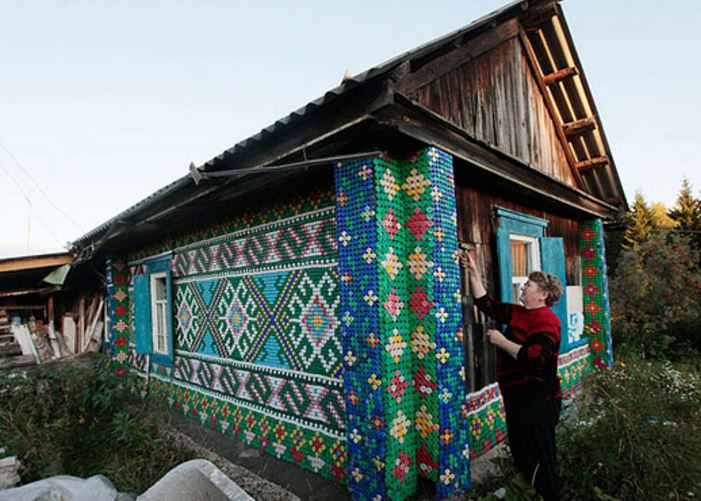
left=375, top=95, right=619, bottom=219
left=517, top=30, right=586, bottom=191
left=0, top=254, right=73, bottom=274
left=576, top=156, right=608, bottom=171
left=0, top=286, right=58, bottom=298
left=543, top=66, right=577, bottom=85
left=0, top=305, right=45, bottom=311
left=563, top=117, right=596, bottom=138
left=521, top=2, right=558, bottom=32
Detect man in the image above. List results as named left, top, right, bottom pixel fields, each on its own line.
left=463, top=251, right=564, bottom=501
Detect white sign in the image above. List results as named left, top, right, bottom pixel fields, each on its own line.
left=566, top=286, right=584, bottom=345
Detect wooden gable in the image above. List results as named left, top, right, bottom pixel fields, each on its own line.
left=396, top=17, right=580, bottom=189
left=391, top=2, right=625, bottom=208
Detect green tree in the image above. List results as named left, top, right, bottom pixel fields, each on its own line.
left=669, top=178, right=701, bottom=230
left=610, top=233, right=701, bottom=356
left=622, top=191, right=655, bottom=249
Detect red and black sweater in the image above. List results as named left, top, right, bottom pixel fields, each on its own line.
left=475, top=294, right=562, bottom=400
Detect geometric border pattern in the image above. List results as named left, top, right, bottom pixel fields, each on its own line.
left=170, top=352, right=345, bottom=433
left=148, top=363, right=347, bottom=483
left=171, top=208, right=336, bottom=279
left=129, top=190, right=335, bottom=263
left=559, top=344, right=591, bottom=395
left=579, top=219, right=614, bottom=369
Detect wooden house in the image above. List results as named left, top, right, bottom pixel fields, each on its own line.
left=73, top=1, right=625, bottom=498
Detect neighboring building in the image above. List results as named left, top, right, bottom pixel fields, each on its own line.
left=73, top=1, right=624, bottom=499
left=0, top=251, right=106, bottom=365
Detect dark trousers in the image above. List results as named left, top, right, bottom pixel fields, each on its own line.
left=503, top=395, right=562, bottom=501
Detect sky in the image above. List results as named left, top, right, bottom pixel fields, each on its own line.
left=1, top=0, right=699, bottom=258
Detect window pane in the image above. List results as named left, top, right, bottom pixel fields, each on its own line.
left=511, top=240, right=528, bottom=276
left=155, top=277, right=167, bottom=300
left=157, top=303, right=165, bottom=335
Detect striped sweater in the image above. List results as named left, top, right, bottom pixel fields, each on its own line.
left=475, top=294, right=562, bottom=399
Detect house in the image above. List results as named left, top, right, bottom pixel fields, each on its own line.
left=0, top=251, right=106, bottom=367
left=73, top=1, right=624, bottom=499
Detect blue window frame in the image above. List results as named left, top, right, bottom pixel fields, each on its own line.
left=133, top=255, right=174, bottom=367
left=494, top=207, right=579, bottom=352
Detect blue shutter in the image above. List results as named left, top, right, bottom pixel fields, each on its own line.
left=496, top=227, right=513, bottom=303
left=539, top=237, right=569, bottom=351
left=133, top=274, right=152, bottom=354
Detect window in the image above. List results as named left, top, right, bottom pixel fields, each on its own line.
left=494, top=207, right=573, bottom=351
left=133, top=256, right=174, bottom=366
left=509, top=235, right=540, bottom=304
left=150, top=273, right=169, bottom=355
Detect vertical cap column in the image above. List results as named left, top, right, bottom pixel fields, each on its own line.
left=579, top=219, right=614, bottom=369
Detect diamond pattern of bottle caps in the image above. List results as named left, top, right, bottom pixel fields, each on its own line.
left=336, top=148, right=468, bottom=500
left=111, top=191, right=349, bottom=484
left=374, top=155, right=417, bottom=500
left=422, top=148, right=469, bottom=497
left=579, top=219, right=613, bottom=369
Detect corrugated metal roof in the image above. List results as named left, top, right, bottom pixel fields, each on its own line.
left=73, top=0, right=626, bottom=251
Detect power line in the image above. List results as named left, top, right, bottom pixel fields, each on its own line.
left=0, top=157, right=66, bottom=249
left=0, top=136, right=84, bottom=233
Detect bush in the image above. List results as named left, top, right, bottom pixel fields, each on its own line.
left=609, top=233, right=701, bottom=358
left=0, top=355, right=195, bottom=494
left=558, top=357, right=701, bottom=500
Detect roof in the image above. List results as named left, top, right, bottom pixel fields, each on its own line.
left=0, top=252, right=75, bottom=294
left=73, top=0, right=626, bottom=256
left=0, top=252, right=74, bottom=274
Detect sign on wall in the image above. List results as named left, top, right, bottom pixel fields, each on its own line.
left=566, top=285, right=584, bottom=348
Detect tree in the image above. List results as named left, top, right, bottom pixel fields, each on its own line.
left=623, top=191, right=655, bottom=249
left=650, top=202, right=676, bottom=229
left=669, top=178, right=701, bottom=230
left=610, top=233, right=701, bottom=355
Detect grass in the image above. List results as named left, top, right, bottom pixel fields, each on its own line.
left=0, top=354, right=195, bottom=494
left=466, top=355, right=701, bottom=500
left=558, top=356, right=701, bottom=500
